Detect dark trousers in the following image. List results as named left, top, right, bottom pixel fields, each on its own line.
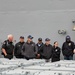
left=51, top=58, right=60, bottom=62
left=64, top=56, right=73, bottom=60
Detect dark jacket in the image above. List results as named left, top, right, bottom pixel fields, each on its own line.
left=2, top=40, right=14, bottom=55
left=14, top=42, right=25, bottom=58
left=41, top=44, right=52, bottom=59
left=21, top=41, right=37, bottom=59
left=2, top=40, right=14, bottom=59
left=51, top=46, right=61, bottom=62
left=62, top=41, right=75, bottom=56
left=36, top=43, right=44, bottom=54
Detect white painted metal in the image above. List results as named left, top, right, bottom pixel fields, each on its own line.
left=0, top=59, right=74, bottom=75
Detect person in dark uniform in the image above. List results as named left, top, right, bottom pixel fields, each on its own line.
left=14, top=36, right=25, bottom=58
left=51, top=41, right=61, bottom=62
left=36, top=38, right=44, bottom=59
left=62, top=35, right=75, bottom=60
left=2, top=34, right=14, bottom=60
left=41, top=38, right=52, bottom=62
left=21, top=35, right=37, bottom=60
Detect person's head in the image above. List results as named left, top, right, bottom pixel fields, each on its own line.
left=54, top=41, right=58, bottom=47
left=8, top=34, right=13, bottom=42
left=45, top=38, right=50, bottom=45
left=66, top=35, right=71, bottom=43
left=27, top=35, right=33, bottom=43
left=20, top=36, right=24, bottom=43
left=38, top=38, right=42, bottom=44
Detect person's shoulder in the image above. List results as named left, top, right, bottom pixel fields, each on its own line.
left=57, top=47, right=61, bottom=50
left=42, top=43, right=44, bottom=45
left=52, top=46, right=55, bottom=48
left=31, top=42, right=36, bottom=44
left=36, top=43, right=38, bottom=46
left=41, top=43, right=45, bottom=47
left=15, top=42, right=20, bottom=45
left=49, top=44, right=52, bottom=47
left=3, top=40, right=8, bottom=44
left=23, top=42, right=26, bottom=45
left=4, top=40, right=8, bottom=42
left=71, top=41, right=74, bottom=44
left=71, top=41, right=74, bottom=43
left=42, top=44, right=45, bottom=48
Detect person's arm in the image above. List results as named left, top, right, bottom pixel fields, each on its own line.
left=21, top=43, right=25, bottom=56
left=1, top=41, right=7, bottom=56
left=50, top=46, right=53, bottom=58
left=34, top=44, right=38, bottom=54
left=72, top=42, right=75, bottom=54
left=2, top=48, right=7, bottom=56
left=62, top=43, right=65, bottom=55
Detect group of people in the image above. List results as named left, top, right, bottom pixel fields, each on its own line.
left=1, top=34, right=75, bottom=62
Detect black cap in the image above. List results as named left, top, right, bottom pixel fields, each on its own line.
left=20, top=36, right=24, bottom=39
left=66, top=35, right=71, bottom=40
left=28, top=35, right=33, bottom=39
left=38, top=38, right=42, bottom=41
left=45, top=38, right=50, bottom=41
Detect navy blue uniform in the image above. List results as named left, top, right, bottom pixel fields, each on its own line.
left=51, top=46, right=61, bottom=62
left=14, top=42, right=25, bottom=58
left=62, top=41, right=74, bottom=57
left=2, top=40, right=14, bottom=59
